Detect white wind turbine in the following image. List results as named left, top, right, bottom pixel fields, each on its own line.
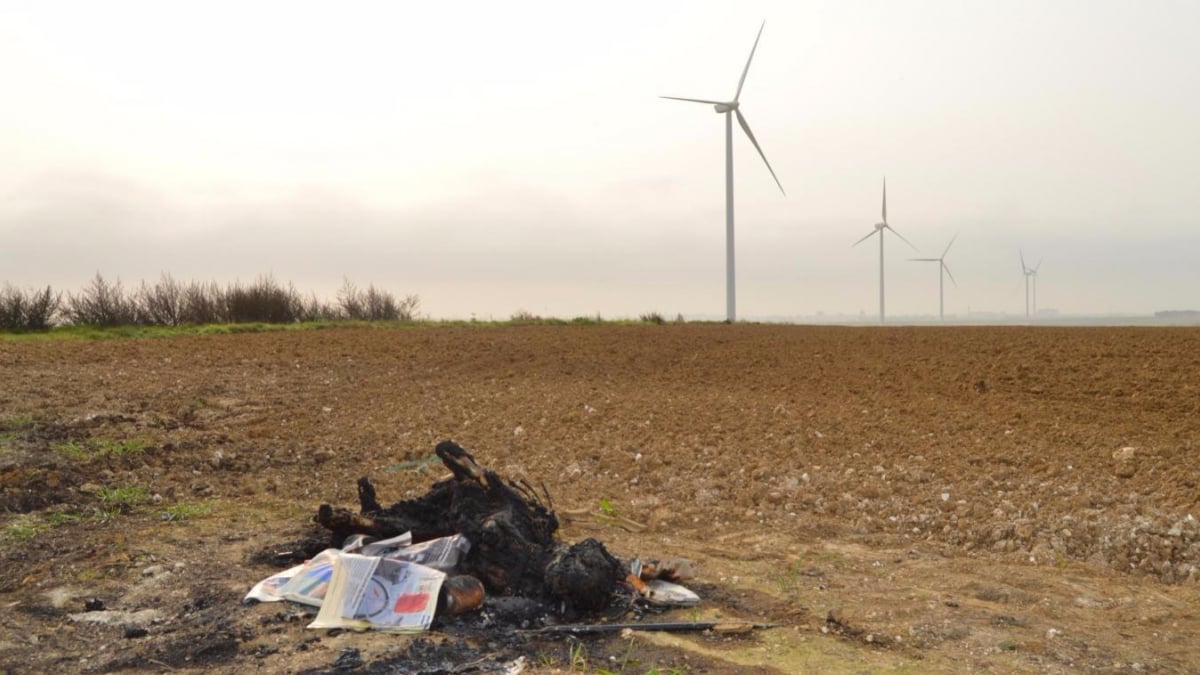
left=853, top=178, right=915, bottom=324
left=910, top=233, right=958, bottom=321
left=1020, top=250, right=1042, bottom=319
left=662, top=20, right=785, bottom=323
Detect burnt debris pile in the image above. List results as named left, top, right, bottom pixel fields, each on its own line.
left=314, top=440, right=629, bottom=617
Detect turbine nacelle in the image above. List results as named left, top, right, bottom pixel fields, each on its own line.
left=874, top=222, right=886, bottom=231
left=713, top=102, right=738, bottom=113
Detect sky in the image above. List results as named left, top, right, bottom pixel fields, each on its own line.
left=1, top=0, right=1197, bottom=320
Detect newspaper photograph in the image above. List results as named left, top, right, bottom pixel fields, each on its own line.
left=309, top=552, right=445, bottom=633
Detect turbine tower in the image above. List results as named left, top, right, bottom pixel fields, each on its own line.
left=910, top=233, right=958, bottom=320
left=661, top=20, right=785, bottom=323
left=853, top=178, right=915, bottom=324
left=1020, top=251, right=1042, bottom=320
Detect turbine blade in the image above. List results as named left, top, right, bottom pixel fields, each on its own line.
left=853, top=230, right=879, bottom=247
left=910, top=258, right=940, bottom=262
left=734, top=20, right=766, bottom=102
left=943, top=262, right=958, bottom=287
left=885, top=225, right=918, bottom=250
left=1019, top=249, right=1027, bottom=273
left=942, top=232, right=958, bottom=258
left=735, top=109, right=785, bottom=195
left=882, top=177, right=887, bottom=224
left=660, top=96, right=727, bottom=105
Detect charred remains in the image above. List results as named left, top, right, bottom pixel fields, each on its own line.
left=314, top=440, right=629, bottom=615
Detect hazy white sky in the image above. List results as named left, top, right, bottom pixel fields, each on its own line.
left=1, top=0, right=1197, bottom=319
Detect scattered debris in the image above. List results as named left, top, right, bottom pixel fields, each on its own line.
left=250, top=440, right=706, bottom=637
left=68, top=608, right=163, bottom=628
left=525, top=620, right=779, bottom=636
left=314, top=441, right=561, bottom=601
left=643, top=579, right=700, bottom=607
left=543, top=538, right=626, bottom=612
left=331, top=646, right=363, bottom=671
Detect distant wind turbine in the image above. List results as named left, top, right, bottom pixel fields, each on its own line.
left=910, top=233, right=958, bottom=321
left=1020, top=250, right=1042, bottom=319
left=661, top=20, right=785, bottom=323
left=853, top=178, right=916, bottom=324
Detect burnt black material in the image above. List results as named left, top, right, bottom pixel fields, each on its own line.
left=314, top=440, right=628, bottom=614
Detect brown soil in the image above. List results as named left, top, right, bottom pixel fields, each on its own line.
left=2, top=324, right=1199, bottom=673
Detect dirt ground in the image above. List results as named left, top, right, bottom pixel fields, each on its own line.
left=2, top=324, right=1199, bottom=674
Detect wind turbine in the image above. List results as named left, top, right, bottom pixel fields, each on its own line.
left=661, top=20, right=785, bottom=323
left=910, top=233, right=958, bottom=321
left=1020, top=251, right=1042, bottom=319
left=853, top=178, right=915, bottom=324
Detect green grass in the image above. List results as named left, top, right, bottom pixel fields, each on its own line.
left=2, top=515, right=52, bottom=543
left=599, top=636, right=642, bottom=674
left=772, top=559, right=807, bottom=594
left=92, top=507, right=123, bottom=524
left=95, top=438, right=149, bottom=457
left=596, top=497, right=624, bottom=527
left=53, top=438, right=149, bottom=460
left=2, top=317, right=708, bottom=342
left=536, top=639, right=683, bottom=675
left=568, top=641, right=588, bottom=671
left=160, top=502, right=212, bottom=521
left=52, top=441, right=89, bottom=459
left=2, top=511, right=82, bottom=544
left=97, top=485, right=149, bottom=505
left=47, top=512, right=82, bottom=526
left=0, top=413, right=35, bottom=431
left=1, top=415, right=35, bottom=454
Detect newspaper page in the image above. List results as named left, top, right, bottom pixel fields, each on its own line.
left=278, top=548, right=338, bottom=607
left=346, top=532, right=470, bottom=569
left=245, top=548, right=339, bottom=605
left=342, top=531, right=413, bottom=555
left=379, top=534, right=471, bottom=571
left=309, top=552, right=446, bottom=633
left=244, top=562, right=306, bottom=603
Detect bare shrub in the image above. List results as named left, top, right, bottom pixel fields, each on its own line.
left=0, top=284, right=61, bottom=332
left=0, top=286, right=23, bottom=331
left=299, top=293, right=338, bottom=322
left=65, top=274, right=139, bottom=327
left=337, top=278, right=365, bottom=320
left=365, top=286, right=397, bottom=321
left=225, top=276, right=303, bottom=324
left=23, top=286, right=60, bottom=330
left=138, top=274, right=186, bottom=326
left=397, top=293, right=420, bottom=321
left=7, top=274, right=418, bottom=329
left=370, top=287, right=419, bottom=321
left=639, top=311, right=666, bottom=325
left=179, top=281, right=226, bottom=325
left=338, top=278, right=419, bottom=321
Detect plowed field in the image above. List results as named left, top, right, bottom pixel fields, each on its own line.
left=2, top=325, right=1199, bottom=673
